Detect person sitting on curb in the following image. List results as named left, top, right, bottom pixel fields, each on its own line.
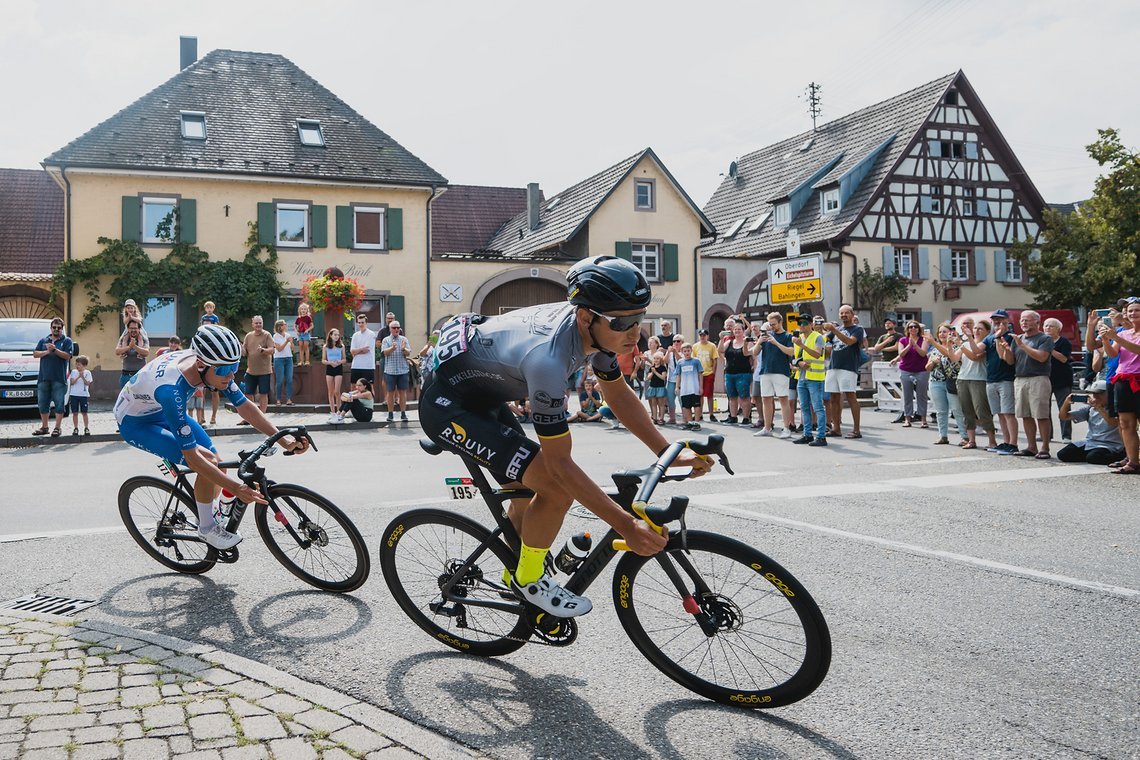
left=1056, top=381, right=1123, bottom=465
left=569, top=378, right=604, bottom=423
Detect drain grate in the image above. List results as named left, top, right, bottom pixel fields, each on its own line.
left=0, top=594, right=99, bottom=617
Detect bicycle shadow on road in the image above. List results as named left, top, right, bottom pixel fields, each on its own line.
left=643, top=699, right=858, bottom=760
left=97, top=573, right=372, bottom=655
left=385, top=651, right=648, bottom=758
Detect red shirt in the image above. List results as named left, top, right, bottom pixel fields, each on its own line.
left=616, top=347, right=641, bottom=376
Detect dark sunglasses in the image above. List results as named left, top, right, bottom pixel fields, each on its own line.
left=589, top=309, right=645, bottom=332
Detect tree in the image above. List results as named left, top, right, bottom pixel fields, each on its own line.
left=1017, top=128, right=1140, bottom=309
left=851, top=260, right=910, bottom=326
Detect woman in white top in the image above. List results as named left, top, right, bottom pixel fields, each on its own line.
left=271, top=319, right=295, bottom=406
left=956, top=319, right=997, bottom=449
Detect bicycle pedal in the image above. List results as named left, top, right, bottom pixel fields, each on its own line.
left=530, top=612, right=577, bottom=646
left=216, top=547, right=240, bottom=563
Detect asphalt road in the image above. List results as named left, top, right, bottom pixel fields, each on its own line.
left=1, top=414, right=1137, bottom=759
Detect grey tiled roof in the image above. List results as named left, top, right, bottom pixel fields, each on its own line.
left=44, top=49, right=447, bottom=187
left=0, top=169, right=63, bottom=274
left=432, top=185, right=533, bottom=256
left=702, top=73, right=957, bottom=259
left=481, top=148, right=714, bottom=259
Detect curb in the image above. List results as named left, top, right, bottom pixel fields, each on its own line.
left=2, top=609, right=481, bottom=759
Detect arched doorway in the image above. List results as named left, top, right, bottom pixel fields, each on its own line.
left=479, top=278, right=566, bottom=315
left=0, top=285, right=57, bottom=319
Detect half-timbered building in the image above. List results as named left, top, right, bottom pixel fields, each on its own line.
left=700, top=70, right=1046, bottom=333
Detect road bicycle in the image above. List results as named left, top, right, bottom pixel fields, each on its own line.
left=380, top=434, right=831, bottom=708
left=119, top=427, right=370, bottom=592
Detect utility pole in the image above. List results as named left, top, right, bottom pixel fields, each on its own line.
left=803, top=82, right=823, bottom=132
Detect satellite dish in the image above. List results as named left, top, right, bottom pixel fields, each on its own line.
left=728, top=161, right=738, bottom=178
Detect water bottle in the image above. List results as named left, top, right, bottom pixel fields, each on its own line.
left=216, top=489, right=241, bottom=519
left=554, top=531, right=592, bottom=574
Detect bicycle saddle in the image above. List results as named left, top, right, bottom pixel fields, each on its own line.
left=420, top=438, right=444, bottom=456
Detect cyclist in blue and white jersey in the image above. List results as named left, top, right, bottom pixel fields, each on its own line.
left=115, top=324, right=309, bottom=549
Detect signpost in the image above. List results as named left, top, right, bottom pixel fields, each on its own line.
left=767, top=252, right=823, bottom=305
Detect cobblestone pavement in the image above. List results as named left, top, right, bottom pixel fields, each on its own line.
left=0, top=613, right=478, bottom=760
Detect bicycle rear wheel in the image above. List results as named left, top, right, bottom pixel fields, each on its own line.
left=254, top=484, right=370, bottom=592
left=118, top=476, right=216, bottom=574
left=379, top=509, right=531, bottom=657
left=613, top=530, right=830, bottom=708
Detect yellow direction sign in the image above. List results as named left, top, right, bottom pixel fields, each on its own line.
left=768, top=253, right=823, bottom=305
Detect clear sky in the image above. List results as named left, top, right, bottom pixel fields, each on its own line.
left=2, top=0, right=1136, bottom=207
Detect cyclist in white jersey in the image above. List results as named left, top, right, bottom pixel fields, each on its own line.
left=116, top=324, right=309, bottom=549
left=421, top=256, right=713, bottom=617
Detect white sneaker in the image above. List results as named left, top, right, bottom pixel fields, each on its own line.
left=779, top=428, right=793, bottom=439
left=608, top=421, right=623, bottom=430
left=511, top=574, right=592, bottom=617
left=340, top=416, right=353, bottom=424
left=198, top=523, right=242, bottom=550
left=327, top=413, right=338, bottom=423
left=753, top=427, right=773, bottom=437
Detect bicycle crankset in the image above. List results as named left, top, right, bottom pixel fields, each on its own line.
left=529, top=611, right=577, bottom=646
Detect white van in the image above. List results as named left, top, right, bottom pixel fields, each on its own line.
left=0, top=318, right=63, bottom=410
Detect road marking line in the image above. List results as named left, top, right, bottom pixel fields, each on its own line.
left=692, top=502, right=1139, bottom=599
left=873, top=456, right=983, bottom=466
left=0, top=526, right=126, bottom=544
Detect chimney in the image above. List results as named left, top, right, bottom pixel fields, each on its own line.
left=180, top=36, right=198, bottom=70
left=526, top=182, right=541, bottom=231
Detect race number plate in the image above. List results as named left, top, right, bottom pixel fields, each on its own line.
left=445, top=477, right=476, bottom=500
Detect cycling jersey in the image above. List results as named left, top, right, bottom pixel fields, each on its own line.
left=115, top=349, right=247, bottom=463
left=421, top=303, right=621, bottom=484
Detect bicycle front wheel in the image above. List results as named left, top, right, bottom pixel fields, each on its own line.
left=379, top=509, right=531, bottom=657
left=613, top=530, right=830, bottom=708
left=254, top=484, right=370, bottom=592
left=118, top=476, right=216, bottom=574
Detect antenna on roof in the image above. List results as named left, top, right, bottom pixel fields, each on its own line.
left=802, top=82, right=823, bottom=132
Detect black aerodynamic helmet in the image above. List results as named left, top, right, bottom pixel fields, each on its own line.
left=566, top=255, right=651, bottom=313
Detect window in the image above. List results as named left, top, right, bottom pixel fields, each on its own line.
left=929, top=186, right=942, bottom=214
left=895, top=311, right=919, bottom=324
left=940, top=141, right=964, bottom=159
left=277, top=296, right=302, bottom=334
left=277, top=203, right=309, bottom=247
left=1006, top=257, right=1024, bottom=282
left=821, top=188, right=840, bottom=215
left=962, top=200, right=974, bottom=216
left=180, top=112, right=206, bottom=140
left=722, top=218, right=745, bottom=239
left=745, top=211, right=770, bottom=234
left=894, top=248, right=913, bottom=280
left=353, top=206, right=386, bottom=250
left=144, top=296, right=177, bottom=339
left=944, top=91, right=959, bottom=106
left=297, top=119, right=325, bottom=147
left=631, top=243, right=660, bottom=281
left=950, top=249, right=971, bottom=281
left=142, top=197, right=178, bottom=243
left=634, top=180, right=655, bottom=211
left=774, top=202, right=790, bottom=227
left=712, top=268, right=727, bottom=295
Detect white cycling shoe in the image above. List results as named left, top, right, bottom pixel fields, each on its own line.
left=511, top=574, right=592, bottom=617
left=198, top=523, right=243, bottom=550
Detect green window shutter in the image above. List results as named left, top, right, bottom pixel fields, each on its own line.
left=388, top=295, right=405, bottom=326
left=311, top=205, right=327, bottom=248
left=615, top=241, right=632, bottom=261
left=122, top=196, right=140, bottom=242
left=663, top=243, right=679, bottom=281
left=178, top=199, right=196, bottom=244
left=336, top=206, right=353, bottom=248
left=387, top=208, right=403, bottom=250
left=257, top=203, right=275, bottom=246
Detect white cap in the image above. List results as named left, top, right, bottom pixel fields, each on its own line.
left=1088, top=380, right=1109, bottom=394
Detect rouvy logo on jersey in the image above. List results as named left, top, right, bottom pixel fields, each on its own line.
left=505, top=446, right=532, bottom=481
left=439, top=422, right=497, bottom=463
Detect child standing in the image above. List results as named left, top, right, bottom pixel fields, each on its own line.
left=646, top=351, right=669, bottom=425
left=295, top=303, right=313, bottom=366
left=200, top=301, right=220, bottom=325
left=186, top=386, right=206, bottom=424
left=68, top=355, right=93, bottom=436
left=676, top=343, right=704, bottom=431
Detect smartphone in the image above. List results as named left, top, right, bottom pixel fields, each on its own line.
left=1070, top=393, right=1089, bottom=404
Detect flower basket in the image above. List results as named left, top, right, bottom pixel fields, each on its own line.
left=301, top=273, right=366, bottom=320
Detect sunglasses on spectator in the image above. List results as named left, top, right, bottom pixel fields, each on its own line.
left=589, top=309, right=645, bottom=332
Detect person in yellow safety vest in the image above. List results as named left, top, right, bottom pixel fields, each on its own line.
left=792, top=313, right=828, bottom=446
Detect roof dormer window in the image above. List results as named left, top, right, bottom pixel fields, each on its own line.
left=297, top=119, right=325, bottom=147
left=180, top=112, right=206, bottom=140
left=774, top=202, right=790, bottom=228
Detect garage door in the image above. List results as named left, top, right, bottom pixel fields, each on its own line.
left=479, top=278, right=566, bottom=315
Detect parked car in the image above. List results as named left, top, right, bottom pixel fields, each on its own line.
left=0, top=318, right=71, bottom=410
left=950, top=309, right=1082, bottom=362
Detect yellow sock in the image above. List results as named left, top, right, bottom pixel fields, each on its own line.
left=515, top=543, right=549, bottom=586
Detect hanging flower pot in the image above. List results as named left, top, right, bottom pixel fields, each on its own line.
left=301, top=272, right=366, bottom=320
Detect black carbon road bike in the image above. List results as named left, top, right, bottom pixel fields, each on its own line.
left=119, top=427, right=370, bottom=592
left=380, top=434, right=831, bottom=708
